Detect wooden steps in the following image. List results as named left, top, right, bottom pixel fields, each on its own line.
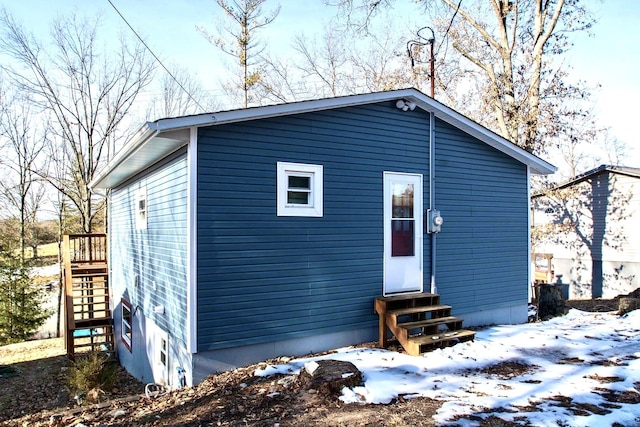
left=63, top=234, right=114, bottom=361
left=375, top=293, right=475, bottom=356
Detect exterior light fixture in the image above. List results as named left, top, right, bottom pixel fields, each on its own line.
left=395, top=99, right=417, bottom=112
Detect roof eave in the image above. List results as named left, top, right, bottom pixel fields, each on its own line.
left=90, top=123, right=190, bottom=189
left=152, top=88, right=556, bottom=175
left=403, top=93, right=556, bottom=175
left=93, top=88, right=556, bottom=189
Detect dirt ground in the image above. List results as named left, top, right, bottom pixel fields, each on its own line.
left=0, top=297, right=633, bottom=427
left=1, top=339, right=441, bottom=426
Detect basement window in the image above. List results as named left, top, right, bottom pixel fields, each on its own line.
left=121, top=299, right=132, bottom=351
left=277, top=162, right=323, bottom=217
left=135, top=189, right=147, bottom=230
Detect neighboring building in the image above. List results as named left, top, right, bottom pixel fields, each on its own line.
left=532, top=165, right=640, bottom=299
left=91, top=88, right=555, bottom=387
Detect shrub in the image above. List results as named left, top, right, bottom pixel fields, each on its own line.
left=67, top=352, right=118, bottom=403
left=0, top=258, right=51, bottom=345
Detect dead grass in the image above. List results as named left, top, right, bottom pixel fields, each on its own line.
left=0, top=339, right=441, bottom=426
left=0, top=338, right=141, bottom=424
left=0, top=337, right=65, bottom=363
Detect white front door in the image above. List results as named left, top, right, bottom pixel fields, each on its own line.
left=383, top=172, right=423, bottom=295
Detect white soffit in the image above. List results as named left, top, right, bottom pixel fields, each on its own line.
left=92, top=129, right=190, bottom=189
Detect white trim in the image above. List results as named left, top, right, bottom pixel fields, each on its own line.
left=91, top=88, right=555, bottom=190
left=429, top=111, right=436, bottom=294
left=277, top=162, right=324, bottom=217
left=147, top=322, right=170, bottom=386
left=187, top=127, right=198, bottom=354
left=121, top=298, right=132, bottom=351
left=135, top=188, right=147, bottom=230
left=527, top=166, right=533, bottom=302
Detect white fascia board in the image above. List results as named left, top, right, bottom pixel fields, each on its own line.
left=401, top=91, right=557, bottom=176
left=93, top=88, right=555, bottom=189
left=90, top=123, right=157, bottom=189
left=91, top=123, right=190, bottom=189
left=92, top=94, right=396, bottom=190
left=153, top=91, right=399, bottom=131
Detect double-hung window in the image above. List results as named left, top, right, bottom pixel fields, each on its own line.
left=277, top=162, right=323, bottom=217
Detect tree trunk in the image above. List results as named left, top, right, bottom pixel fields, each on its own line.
left=297, top=360, right=363, bottom=395
left=618, top=298, right=640, bottom=316
left=537, top=284, right=565, bottom=320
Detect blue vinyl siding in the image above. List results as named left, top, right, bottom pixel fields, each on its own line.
left=110, top=150, right=189, bottom=352
left=434, top=119, right=528, bottom=314
left=196, top=102, right=431, bottom=351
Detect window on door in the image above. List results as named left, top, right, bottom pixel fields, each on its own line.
left=391, top=183, right=415, bottom=257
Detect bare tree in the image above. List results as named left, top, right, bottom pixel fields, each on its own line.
left=330, top=0, right=595, bottom=155
left=199, top=0, right=280, bottom=108
left=258, top=54, right=305, bottom=103
left=0, top=10, right=156, bottom=233
left=533, top=173, right=634, bottom=298
left=263, top=19, right=412, bottom=101
left=600, top=130, right=629, bottom=167
left=292, top=29, right=353, bottom=97
left=553, top=109, right=602, bottom=179
left=0, top=89, right=47, bottom=265
left=147, top=63, right=219, bottom=119
left=351, top=24, right=414, bottom=92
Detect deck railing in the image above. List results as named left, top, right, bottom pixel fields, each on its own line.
left=64, top=233, right=108, bottom=265
left=62, top=233, right=112, bottom=359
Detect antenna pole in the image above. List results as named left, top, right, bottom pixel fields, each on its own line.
left=430, top=37, right=435, bottom=98
left=407, top=27, right=436, bottom=98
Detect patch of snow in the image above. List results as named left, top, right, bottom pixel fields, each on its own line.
left=304, top=361, right=319, bottom=375
left=255, top=309, right=640, bottom=426
left=30, top=263, right=60, bottom=278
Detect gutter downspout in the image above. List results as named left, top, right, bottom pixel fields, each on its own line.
left=430, top=111, right=437, bottom=294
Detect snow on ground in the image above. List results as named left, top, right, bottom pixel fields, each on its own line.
left=30, top=263, right=60, bottom=278
left=31, top=264, right=61, bottom=338
left=256, top=309, right=640, bottom=426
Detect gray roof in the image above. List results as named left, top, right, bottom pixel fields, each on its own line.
left=532, top=164, right=640, bottom=197
left=91, top=88, right=556, bottom=189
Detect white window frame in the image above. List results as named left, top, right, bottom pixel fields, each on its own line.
left=121, top=298, right=132, bottom=351
left=135, top=188, right=147, bottom=230
left=156, top=329, right=169, bottom=385
left=277, top=162, right=323, bottom=217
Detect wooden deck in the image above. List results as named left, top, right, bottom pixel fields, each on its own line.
left=62, top=234, right=114, bottom=360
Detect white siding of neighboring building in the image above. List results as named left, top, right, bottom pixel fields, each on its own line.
left=533, top=170, right=640, bottom=299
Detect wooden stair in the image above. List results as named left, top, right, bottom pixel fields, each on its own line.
left=63, top=234, right=114, bottom=360
left=375, top=293, right=475, bottom=355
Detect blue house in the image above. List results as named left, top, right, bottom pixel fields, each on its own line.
left=91, top=88, right=555, bottom=387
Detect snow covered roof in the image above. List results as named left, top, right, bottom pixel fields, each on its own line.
left=91, top=88, right=556, bottom=189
